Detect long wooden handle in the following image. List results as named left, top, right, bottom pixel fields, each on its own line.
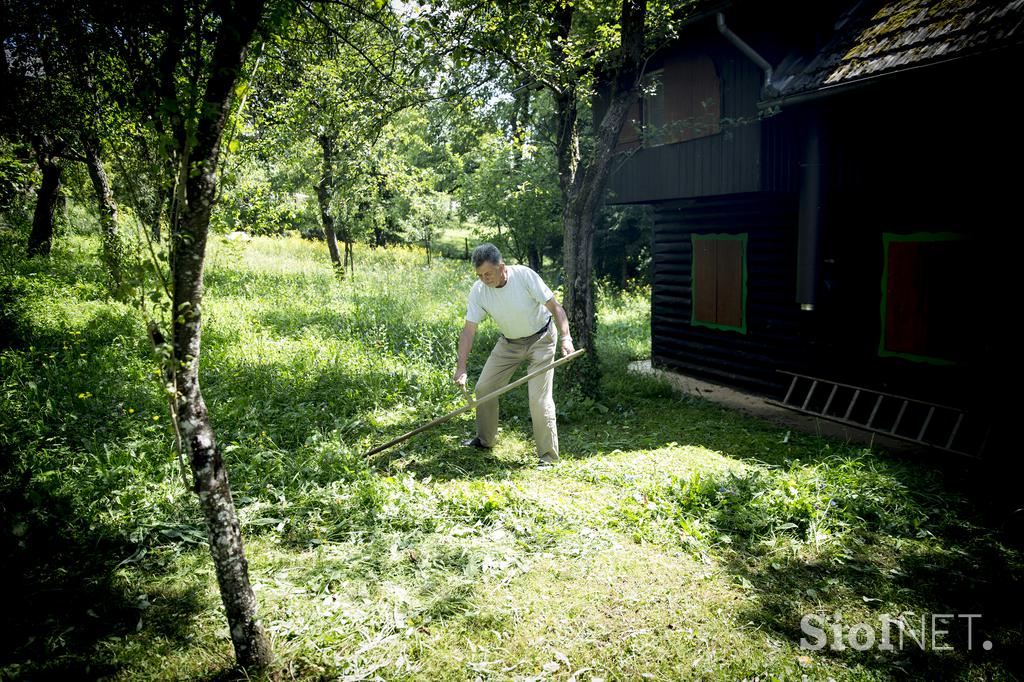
left=364, top=348, right=586, bottom=457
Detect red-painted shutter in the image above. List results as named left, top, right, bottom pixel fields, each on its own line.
left=885, top=242, right=926, bottom=354
left=716, top=239, right=743, bottom=328
left=693, top=239, right=718, bottom=323
left=885, top=240, right=963, bottom=360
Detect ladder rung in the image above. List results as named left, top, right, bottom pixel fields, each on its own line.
left=783, top=376, right=799, bottom=405
left=867, top=394, right=884, bottom=428
left=844, top=389, right=861, bottom=420
left=801, top=380, right=820, bottom=411
left=976, top=425, right=992, bottom=457
left=917, top=406, right=935, bottom=441
left=823, top=384, right=839, bottom=416
left=945, top=412, right=965, bottom=450
left=892, top=400, right=909, bottom=435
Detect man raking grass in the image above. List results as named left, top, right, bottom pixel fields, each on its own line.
left=454, top=243, right=576, bottom=465
left=364, top=243, right=579, bottom=461
left=363, top=348, right=585, bottom=457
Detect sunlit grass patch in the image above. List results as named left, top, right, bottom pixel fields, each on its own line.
left=3, top=232, right=1021, bottom=680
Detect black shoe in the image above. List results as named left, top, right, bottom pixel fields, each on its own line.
left=462, top=437, right=492, bottom=450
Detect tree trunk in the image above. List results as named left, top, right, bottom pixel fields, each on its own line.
left=28, top=152, right=62, bottom=257
left=344, top=240, right=354, bottom=279
left=166, top=0, right=272, bottom=669
left=84, top=133, right=126, bottom=293
left=527, top=244, right=541, bottom=273
left=552, top=0, right=647, bottom=393
left=316, top=134, right=343, bottom=268
left=561, top=183, right=601, bottom=394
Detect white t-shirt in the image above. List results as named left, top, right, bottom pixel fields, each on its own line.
left=466, top=265, right=554, bottom=338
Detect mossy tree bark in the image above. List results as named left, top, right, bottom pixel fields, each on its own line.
left=552, top=0, right=647, bottom=394
left=27, top=140, right=63, bottom=258
left=83, top=132, right=126, bottom=293
left=165, top=0, right=272, bottom=669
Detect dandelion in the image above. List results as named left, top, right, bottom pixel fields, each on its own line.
left=153, top=415, right=160, bottom=421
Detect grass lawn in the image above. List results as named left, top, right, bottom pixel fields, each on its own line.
left=1, top=233, right=1021, bottom=680
left=432, top=222, right=476, bottom=261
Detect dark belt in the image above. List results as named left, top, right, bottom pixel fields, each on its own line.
left=503, top=317, right=552, bottom=345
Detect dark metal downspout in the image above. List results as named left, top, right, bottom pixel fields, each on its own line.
left=797, top=116, right=823, bottom=310
left=716, top=12, right=822, bottom=311
left=716, top=13, right=773, bottom=88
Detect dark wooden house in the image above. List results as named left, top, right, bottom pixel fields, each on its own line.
left=604, top=0, right=1023, bottom=458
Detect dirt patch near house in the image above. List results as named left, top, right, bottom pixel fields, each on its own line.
left=627, top=360, right=919, bottom=454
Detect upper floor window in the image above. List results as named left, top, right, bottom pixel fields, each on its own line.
left=617, top=54, right=722, bottom=150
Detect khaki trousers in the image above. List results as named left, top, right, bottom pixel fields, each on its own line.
left=475, top=325, right=558, bottom=457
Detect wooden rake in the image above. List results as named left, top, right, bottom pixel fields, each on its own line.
left=364, top=348, right=586, bottom=457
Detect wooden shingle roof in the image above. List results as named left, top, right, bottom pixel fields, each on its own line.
left=764, top=0, right=1024, bottom=105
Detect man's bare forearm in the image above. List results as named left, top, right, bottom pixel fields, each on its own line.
left=552, top=302, right=570, bottom=340
left=454, top=322, right=476, bottom=384
left=545, top=298, right=575, bottom=356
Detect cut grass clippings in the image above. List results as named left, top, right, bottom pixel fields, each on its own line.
left=1, top=233, right=1021, bottom=680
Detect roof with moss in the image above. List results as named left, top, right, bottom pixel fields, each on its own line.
left=765, top=0, right=1024, bottom=103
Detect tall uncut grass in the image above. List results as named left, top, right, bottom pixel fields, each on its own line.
left=1, top=233, right=1021, bottom=680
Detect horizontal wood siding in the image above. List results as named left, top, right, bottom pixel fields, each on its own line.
left=633, top=38, right=1017, bottom=423
left=801, top=62, right=1015, bottom=408
left=608, top=40, right=764, bottom=204
left=760, top=109, right=800, bottom=193
left=651, top=193, right=805, bottom=393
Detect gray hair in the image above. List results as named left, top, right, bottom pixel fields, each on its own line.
left=471, top=243, right=503, bottom=268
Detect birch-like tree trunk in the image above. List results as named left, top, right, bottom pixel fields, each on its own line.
left=166, top=0, right=272, bottom=669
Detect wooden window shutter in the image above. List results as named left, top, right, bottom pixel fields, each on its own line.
left=882, top=235, right=967, bottom=364
left=659, top=55, right=721, bottom=145
left=716, top=239, right=743, bottom=328
left=643, top=71, right=665, bottom=144
left=693, top=239, right=718, bottom=323
left=884, top=241, right=927, bottom=355
left=692, top=235, right=746, bottom=332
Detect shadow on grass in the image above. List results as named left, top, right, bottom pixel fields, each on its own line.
left=361, top=368, right=574, bottom=482
left=720, top=536, right=1024, bottom=678
left=515, top=348, right=1024, bottom=678
left=369, top=424, right=528, bottom=481
left=581, top=382, right=1024, bottom=678
left=0, top=477, right=209, bottom=678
